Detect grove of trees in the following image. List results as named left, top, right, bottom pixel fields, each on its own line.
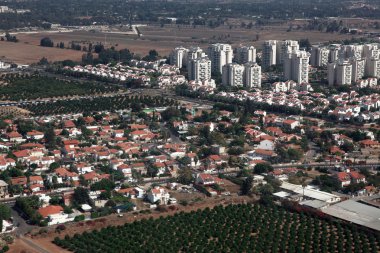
left=0, top=74, right=119, bottom=101
left=22, top=95, right=177, bottom=115
left=54, top=203, right=380, bottom=253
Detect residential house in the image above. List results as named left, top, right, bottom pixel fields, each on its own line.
left=256, top=139, right=275, bottom=151
left=349, top=171, right=366, bottom=184
left=26, top=130, right=44, bottom=140
left=0, top=156, right=15, bottom=170
left=282, top=119, right=300, bottom=130
left=195, top=173, right=223, bottom=186
left=337, top=172, right=351, bottom=187
left=359, top=139, right=380, bottom=148
left=10, top=176, right=27, bottom=188
left=6, top=131, right=23, bottom=143
left=38, top=205, right=74, bottom=226
left=146, top=186, right=170, bottom=204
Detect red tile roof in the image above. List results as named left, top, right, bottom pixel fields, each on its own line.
left=38, top=205, right=63, bottom=218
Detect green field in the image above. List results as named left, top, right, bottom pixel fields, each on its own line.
left=53, top=204, right=380, bottom=253
left=0, top=74, right=120, bottom=101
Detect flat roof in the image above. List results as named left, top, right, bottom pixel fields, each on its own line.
left=280, top=182, right=340, bottom=203
left=322, top=200, right=380, bottom=231
left=273, top=191, right=291, bottom=198
left=300, top=200, right=329, bottom=209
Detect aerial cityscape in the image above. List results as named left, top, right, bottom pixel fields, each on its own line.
left=0, top=0, right=378, bottom=252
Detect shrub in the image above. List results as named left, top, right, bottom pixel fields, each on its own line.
left=74, top=215, right=85, bottom=222
left=56, top=224, right=66, bottom=232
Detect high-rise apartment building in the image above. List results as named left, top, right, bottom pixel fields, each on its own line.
left=276, top=40, right=299, bottom=65
left=328, top=60, right=352, bottom=86
left=284, top=50, right=310, bottom=83
left=244, top=62, right=262, bottom=88
left=188, top=57, right=212, bottom=82
left=363, top=44, right=379, bottom=59
left=310, top=45, right=329, bottom=67
left=222, top=63, right=245, bottom=87
left=366, top=57, right=380, bottom=78
left=170, top=46, right=189, bottom=69
left=262, top=40, right=277, bottom=68
left=328, top=44, right=341, bottom=63
left=350, top=57, right=366, bottom=82
left=235, top=46, right=256, bottom=64
left=207, top=43, right=233, bottom=74
left=187, top=47, right=207, bottom=80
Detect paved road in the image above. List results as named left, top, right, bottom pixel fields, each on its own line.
left=10, top=205, right=34, bottom=236
left=273, top=162, right=380, bottom=170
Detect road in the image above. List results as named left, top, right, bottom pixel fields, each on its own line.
left=273, top=162, right=380, bottom=170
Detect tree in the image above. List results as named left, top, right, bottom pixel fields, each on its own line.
left=0, top=204, right=11, bottom=230
left=38, top=57, right=49, bottom=65
left=72, top=187, right=91, bottom=207
left=177, top=167, right=193, bottom=184
left=241, top=176, right=253, bottom=195
left=94, top=44, right=104, bottom=53
left=161, top=107, right=181, bottom=121
left=40, top=37, right=54, bottom=47
left=5, top=32, right=18, bottom=42
left=254, top=163, right=274, bottom=174
left=44, top=127, right=56, bottom=149
left=142, top=49, right=159, bottom=61
left=147, top=164, right=159, bottom=178
left=299, top=38, right=311, bottom=51
left=90, top=179, right=115, bottom=191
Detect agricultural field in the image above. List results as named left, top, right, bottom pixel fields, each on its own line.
left=53, top=204, right=380, bottom=253
left=0, top=74, right=120, bottom=101
left=0, top=39, right=83, bottom=64
left=1, top=22, right=363, bottom=64
left=21, top=95, right=178, bottom=115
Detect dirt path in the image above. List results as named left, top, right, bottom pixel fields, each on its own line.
left=18, top=236, right=51, bottom=253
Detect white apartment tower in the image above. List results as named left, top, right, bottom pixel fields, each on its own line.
left=222, top=63, right=245, bottom=87
left=276, top=40, right=299, bottom=65
left=244, top=62, right=262, bottom=88
left=186, top=47, right=206, bottom=80
left=363, top=44, right=379, bottom=59
left=366, top=57, right=380, bottom=78
left=262, top=40, right=277, bottom=68
left=350, top=57, right=366, bottom=82
left=284, top=50, right=310, bottom=84
left=187, top=47, right=206, bottom=65
left=170, top=46, right=189, bottom=69
left=344, top=45, right=364, bottom=59
left=328, top=60, right=352, bottom=86
left=329, top=44, right=341, bottom=63
left=188, top=57, right=212, bottom=82
left=207, top=44, right=233, bottom=74
left=310, top=46, right=329, bottom=67
left=235, top=46, right=256, bottom=64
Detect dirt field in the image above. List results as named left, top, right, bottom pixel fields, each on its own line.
left=9, top=195, right=255, bottom=253
left=0, top=23, right=364, bottom=65
left=0, top=40, right=83, bottom=65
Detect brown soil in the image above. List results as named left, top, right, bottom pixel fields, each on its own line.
left=1, top=23, right=362, bottom=65
left=0, top=40, right=83, bottom=65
